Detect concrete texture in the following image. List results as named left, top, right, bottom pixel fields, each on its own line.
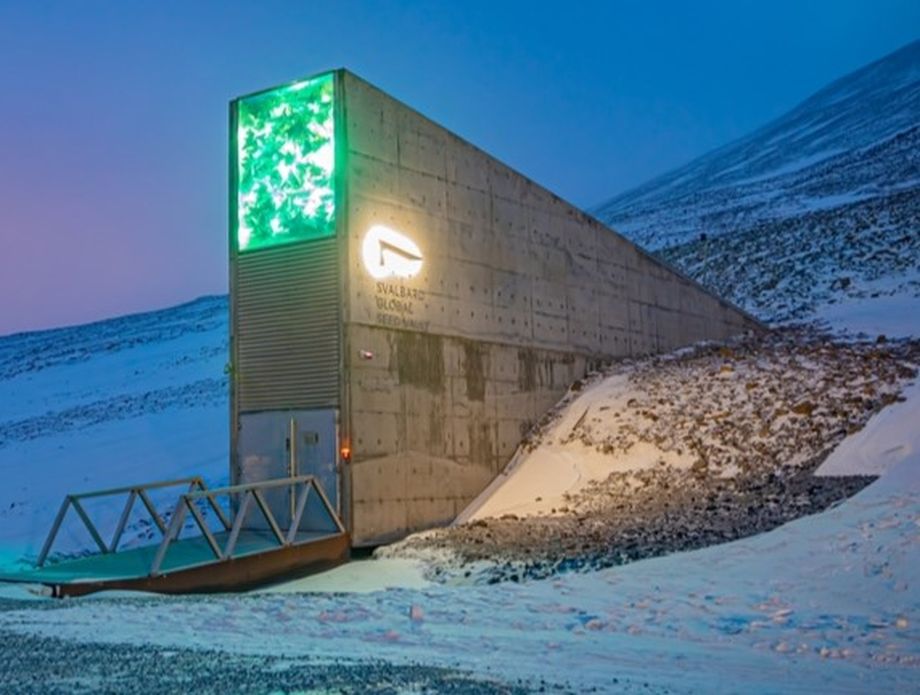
left=338, top=71, right=759, bottom=545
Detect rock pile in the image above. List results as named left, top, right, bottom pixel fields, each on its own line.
left=381, top=328, right=920, bottom=584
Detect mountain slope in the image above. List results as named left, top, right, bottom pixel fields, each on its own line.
left=594, top=41, right=920, bottom=324
left=0, top=296, right=228, bottom=568
left=596, top=40, right=920, bottom=249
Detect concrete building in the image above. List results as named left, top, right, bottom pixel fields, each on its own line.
left=229, top=69, right=760, bottom=547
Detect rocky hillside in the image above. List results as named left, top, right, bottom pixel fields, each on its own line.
left=594, top=40, right=920, bottom=323
left=381, top=328, right=920, bottom=583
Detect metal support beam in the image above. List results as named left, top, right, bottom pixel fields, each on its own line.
left=37, top=498, right=71, bottom=567
left=70, top=498, right=109, bottom=555
left=223, top=492, right=252, bottom=559
left=204, top=493, right=232, bottom=531
left=309, top=478, right=347, bottom=534
left=109, top=490, right=138, bottom=553
left=151, top=500, right=187, bottom=576
left=252, top=489, right=286, bottom=547
left=286, top=482, right=310, bottom=545
left=138, top=490, right=168, bottom=535
left=185, top=498, right=222, bottom=561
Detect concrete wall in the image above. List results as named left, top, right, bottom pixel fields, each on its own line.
left=339, top=71, right=759, bottom=545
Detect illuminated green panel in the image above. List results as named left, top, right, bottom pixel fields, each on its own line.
left=236, top=73, right=335, bottom=252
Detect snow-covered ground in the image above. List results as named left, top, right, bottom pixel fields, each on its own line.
left=0, top=292, right=917, bottom=691
left=819, top=289, right=920, bottom=339
left=457, top=374, right=661, bottom=522
left=816, top=379, right=920, bottom=478
left=0, top=297, right=228, bottom=570
left=0, top=383, right=917, bottom=691
left=264, top=557, right=431, bottom=594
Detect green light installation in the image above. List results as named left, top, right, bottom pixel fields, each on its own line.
left=236, top=73, right=336, bottom=252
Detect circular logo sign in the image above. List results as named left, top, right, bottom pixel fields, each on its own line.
left=362, top=225, right=424, bottom=280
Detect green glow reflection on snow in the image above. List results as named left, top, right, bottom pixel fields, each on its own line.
left=236, top=73, right=335, bottom=252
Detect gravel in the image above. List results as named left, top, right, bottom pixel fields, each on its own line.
left=0, top=618, right=535, bottom=695
left=416, top=465, right=875, bottom=585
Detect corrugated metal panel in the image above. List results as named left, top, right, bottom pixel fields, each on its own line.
left=236, top=237, right=340, bottom=412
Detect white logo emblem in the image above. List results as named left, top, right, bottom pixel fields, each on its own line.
left=362, top=225, right=423, bottom=280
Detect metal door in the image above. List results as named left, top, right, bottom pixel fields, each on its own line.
left=238, top=409, right=338, bottom=530
left=292, top=409, right=339, bottom=513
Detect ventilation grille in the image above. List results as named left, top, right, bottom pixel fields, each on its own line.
left=235, top=238, right=340, bottom=412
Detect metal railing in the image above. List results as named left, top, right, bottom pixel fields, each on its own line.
left=37, top=475, right=345, bottom=578
left=150, top=475, right=344, bottom=576
left=37, top=477, right=214, bottom=567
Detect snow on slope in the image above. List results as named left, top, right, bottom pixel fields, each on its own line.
left=595, top=40, right=920, bottom=249
left=594, top=40, right=920, bottom=324
left=657, top=183, right=919, bottom=324
left=461, top=333, right=917, bottom=523
left=0, top=296, right=228, bottom=571
left=816, top=378, right=920, bottom=477
left=1, top=387, right=918, bottom=692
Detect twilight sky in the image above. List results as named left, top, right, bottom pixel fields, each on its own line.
left=0, top=1, right=917, bottom=336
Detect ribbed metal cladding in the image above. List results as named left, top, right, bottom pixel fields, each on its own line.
left=236, top=237, right=340, bottom=412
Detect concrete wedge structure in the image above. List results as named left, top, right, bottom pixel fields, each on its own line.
left=229, top=69, right=761, bottom=549
left=2, top=69, right=760, bottom=598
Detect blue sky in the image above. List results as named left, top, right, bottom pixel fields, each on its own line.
left=0, top=0, right=917, bottom=334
